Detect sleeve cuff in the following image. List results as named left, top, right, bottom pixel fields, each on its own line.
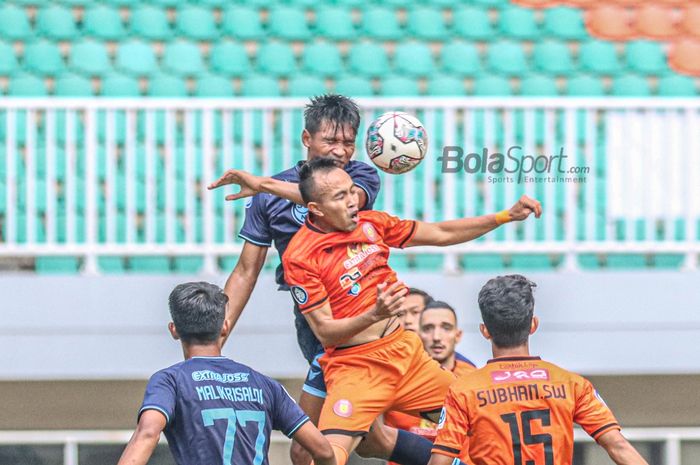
left=285, top=416, right=310, bottom=438
left=238, top=233, right=272, bottom=247
left=138, top=405, right=170, bottom=425
left=398, top=221, right=418, bottom=248
left=591, top=423, right=621, bottom=440
left=431, top=444, right=461, bottom=458
left=355, top=182, right=374, bottom=210
left=299, top=296, right=329, bottom=314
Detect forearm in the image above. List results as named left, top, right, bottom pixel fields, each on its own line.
left=423, top=213, right=503, bottom=247
left=222, top=268, right=259, bottom=344
left=605, top=442, right=649, bottom=465
left=260, top=177, right=304, bottom=205
left=117, top=432, right=160, bottom=465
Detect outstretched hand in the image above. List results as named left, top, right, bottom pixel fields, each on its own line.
left=508, top=194, right=542, bottom=221
left=372, top=281, right=408, bottom=322
left=207, top=169, right=262, bottom=201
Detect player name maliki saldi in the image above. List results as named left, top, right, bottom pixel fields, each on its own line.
left=195, top=385, right=265, bottom=404
left=476, top=383, right=568, bottom=407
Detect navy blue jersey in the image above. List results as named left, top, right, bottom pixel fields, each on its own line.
left=455, top=351, right=477, bottom=368
left=139, top=356, right=308, bottom=465
left=239, top=160, right=380, bottom=288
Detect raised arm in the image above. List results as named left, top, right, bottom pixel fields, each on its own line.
left=117, top=411, right=166, bottom=465
left=597, top=430, right=650, bottom=465
left=406, top=195, right=542, bottom=247
left=290, top=422, right=337, bottom=465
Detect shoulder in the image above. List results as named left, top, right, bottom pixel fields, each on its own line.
left=345, top=160, right=378, bottom=175
left=272, top=164, right=301, bottom=182
left=282, top=226, right=317, bottom=264
left=455, top=352, right=477, bottom=368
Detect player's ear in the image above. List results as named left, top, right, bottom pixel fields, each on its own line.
left=301, top=129, right=312, bottom=148
left=530, top=316, right=539, bottom=335
left=220, top=319, right=231, bottom=339
left=168, top=322, right=180, bottom=340
left=307, top=201, right=323, bottom=217
left=455, top=328, right=463, bottom=344
left=479, top=323, right=491, bottom=341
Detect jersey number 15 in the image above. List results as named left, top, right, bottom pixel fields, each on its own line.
left=500, top=409, right=554, bottom=465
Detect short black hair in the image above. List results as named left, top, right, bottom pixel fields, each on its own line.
left=421, top=300, right=458, bottom=325
left=304, top=94, right=360, bottom=136
left=169, top=282, right=228, bottom=344
left=408, top=288, right=433, bottom=307
left=478, top=275, right=536, bottom=348
left=299, top=157, right=342, bottom=204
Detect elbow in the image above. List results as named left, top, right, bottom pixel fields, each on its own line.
left=134, top=424, right=162, bottom=444
left=312, top=443, right=335, bottom=465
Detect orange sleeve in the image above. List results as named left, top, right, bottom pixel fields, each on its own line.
left=370, top=211, right=417, bottom=249
left=574, top=379, right=621, bottom=440
left=283, top=255, right=329, bottom=314
left=431, top=386, right=470, bottom=458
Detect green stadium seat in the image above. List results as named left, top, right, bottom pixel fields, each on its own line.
left=195, top=0, right=228, bottom=7
left=8, top=73, right=47, bottom=96
left=24, top=40, right=65, bottom=77
left=315, top=6, right=356, bottom=41
left=55, top=73, right=93, bottom=96
left=162, top=40, right=205, bottom=77
left=414, top=254, right=444, bottom=270
left=625, top=40, right=668, bottom=76
left=472, top=0, right=509, bottom=6
left=380, top=75, right=419, bottom=96
left=195, top=74, right=233, bottom=97
left=606, top=254, right=648, bottom=269
left=0, top=42, right=18, bottom=75
left=36, top=5, right=78, bottom=40
left=453, top=6, right=494, bottom=41
left=36, top=257, right=81, bottom=274
left=499, top=6, right=540, bottom=40
left=333, top=0, right=363, bottom=7
left=103, top=0, right=139, bottom=5
left=148, top=74, right=188, bottom=97
left=473, top=74, right=512, bottom=95
left=0, top=4, right=32, bottom=41
left=612, top=74, right=651, bottom=96
left=387, top=254, right=410, bottom=271
left=578, top=254, right=603, bottom=269
left=566, top=74, right=605, bottom=96
left=427, top=75, right=465, bottom=96
left=302, top=42, right=342, bottom=77
left=288, top=75, right=327, bottom=97
left=651, top=254, right=685, bottom=269
left=543, top=7, right=587, bottom=40
left=83, top=5, right=125, bottom=41
left=69, top=39, right=112, bottom=76
left=393, top=41, right=434, bottom=78
left=407, top=6, right=448, bottom=41
left=176, top=5, right=219, bottom=41
left=460, top=254, right=506, bottom=271
left=440, top=42, right=482, bottom=77
left=269, top=6, right=312, bottom=41
left=657, top=74, right=697, bottom=96
left=348, top=42, right=389, bottom=78
left=334, top=75, right=374, bottom=96
left=173, top=257, right=204, bottom=273
left=210, top=41, right=251, bottom=77
left=129, top=257, right=171, bottom=273
left=101, top=72, right=140, bottom=96
left=130, top=5, right=172, bottom=41
left=222, top=6, right=265, bottom=40
left=98, top=257, right=126, bottom=273
left=579, top=40, right=621, bottom=76
left=511, top=254, right=556, bottom=270
left=533, top=40, right=575, bottom=76
left=520, top=74, right=558, bottom=95
left=241, top=75, right=281, bottom=96
left=150, top=0, right=180, bottom=7
left=116, top=39, right=158, bottom=77
left=362, top=6, right=403, bottom=41
left=487, top=40, right=528, bottom=76
left=256, top=42, right=297, bottom=77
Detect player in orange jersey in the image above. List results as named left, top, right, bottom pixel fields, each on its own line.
left=429, top=275, right=649, bottom=465
left=282, top=157, right=542, bottom=465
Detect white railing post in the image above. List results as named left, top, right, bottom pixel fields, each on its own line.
left=84, top=108, right=98, bottom=275
left=202, top=109, right=217, bottom=275
left=563, top=109, right=578, bottom=271
left=442, top=107, right=458, bottom=273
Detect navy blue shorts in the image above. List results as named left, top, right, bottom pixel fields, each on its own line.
left=294, top=304, right=327, bottom=398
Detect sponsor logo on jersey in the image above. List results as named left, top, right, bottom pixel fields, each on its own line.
left=437, top=407, right=447, bottom=429
left=333, top=399, right=353, bottom=418
left=291, top=286, right=308, bottom=305
left=192, top=370, right=250, bottom=383
left=245, top=198, right=253, bottom=209
left=292, top=204, right=308, bottom=225
left=362, top=223, right=379, bottom=242
left=343, top=244, right=381, bottom=269
left=490, top=368, right=550, bottom=383
left=348, top=282, right=361, bottom=296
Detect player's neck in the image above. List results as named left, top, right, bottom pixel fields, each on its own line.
left=181, top=343, right=222, bottom=360
left=491, top=342, right=530, bottom=359
left=308, top=214, right=333, bottom=233
left=441, top=354, right=456, bottom=372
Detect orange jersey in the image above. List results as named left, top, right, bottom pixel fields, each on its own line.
left=282, top=210, right=417, bottom=322
left=432, top=356, right=620, bottom=465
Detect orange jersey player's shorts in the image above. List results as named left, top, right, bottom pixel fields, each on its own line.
left=317, top=328, right=457, bottom=435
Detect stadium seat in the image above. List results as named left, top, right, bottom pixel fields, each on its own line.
left=162, top=40, right=205, bottom=77
left=473, top=74, right=512, bottom=95
left=195, top=74, right=233, bottom=97
left=54, top=73, right=93, bottom=96
left=69, top=39, right=112, bottom=77
left=334, top=75, right=374, bottom=96
left=393, top=41, right=434, bottom=78
left=0, top=4, right=32, bottom=41
left=440, top=42, right=482, bottom=77
left=566, top=74, right=605, bottom=96
left=498, top=6, right=540, bottom=40
left=362, top=6, right=403, bottom=41
left=36, top=257, right=81, bottom=274
left=130, top=5, right=172, bottom=41
left=24, top=40, right=64, bottom=77
left=427, top=75, right=465, bottom=96
left=579, top=40, right=621, bottom=76
left=302, top=42, right=343, bottom=77
left=625, top=40, right=668, bottom=76
left=0, top=42, right=18, bottom=75
left=668, top=38, right=700, bottom=76
left=606, top=254, right=648, bottom=269
left=461, top=254, right=506, bottom=271
left=532, top=40, right=575, bottom=76
left=612, top=74, right=651, bottom=96
left=176, top=5, right=219, bottom=41
left=100, top=72, right=140, bottom=96
left=83, top=5, right=125, bottom=41
left=348, top=42, right=390, bottom=78
left=287, top=75, right=327, bottom=97
left=453, top=6, right=494, bottom=41
left=407, top=6, right=449, bottom=41
left=511, top=254, right=557, bottom=270
left=269, top=6, right=312, bottom=41
left=315, top=6, right=356, bottom=41
left=487, top=40, right=528, bottom=76
left=634, top=4, right=677, bottom=40
left=256, top=42, right=297, bottom=77
left=380, top=75, right=420, bottom=96
left=543, top=6, right=587, bottom=40
left=682, top=5, right=700, bottom=38
left=586, top=4, right=636, bottom=40
left=129, top=257, right=171, bottom=273
left=173, top=257, right=204, bottom=274
left=209, top=41, right=251, bottom=77
left=472, top=0, right=509, bottom=6
left=241, top=75, right=281, bottom=96
left=36, top=5, right=78, bottom=40
left=520, top=74, right=558, bottom=95
left=148, top=74, right=188, bottom=97
left=221, top=6, right=265, bottom=40
left=116, top=39, right=158, bottom=77
left=657, top=74, right=697, bottom=96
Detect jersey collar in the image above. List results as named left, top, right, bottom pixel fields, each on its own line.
left=486, top=355, right=541, bottom=364
left=305, top=216, right=328, bottom=234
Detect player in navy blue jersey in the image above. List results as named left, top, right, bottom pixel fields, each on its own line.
left=117, top=282, right=335, bottom=465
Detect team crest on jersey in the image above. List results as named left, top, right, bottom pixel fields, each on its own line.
left=437, top=407, right=446, bottom=429
left=333, top=399, right=353, bottom=418
left=346, top=242, right=371, bottom=258
left=245, top=198, right=253, bottom=209
left=291, top=286, right=308, bottom=305
left=348, top=282, right=361, bottom=296
left=292, top=204, right=308, bottom=225
left=362, top=223, right=379, bottom=242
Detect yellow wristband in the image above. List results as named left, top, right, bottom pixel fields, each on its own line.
left=495, top=210, right=512, bottom=225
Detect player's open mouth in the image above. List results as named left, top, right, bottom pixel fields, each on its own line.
left=349, top=210, right=359, bottom=223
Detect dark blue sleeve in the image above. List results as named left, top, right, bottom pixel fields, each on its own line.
left=139, top=369, right=177, bottom=424
left=270, top=380, right=309, bottom=438
left=238, top=194, right=272, bottom=246
left=349, top=162, right=381, bottom=210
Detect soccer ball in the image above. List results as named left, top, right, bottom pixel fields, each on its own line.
left=365, top=112, right=428, bottom=175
